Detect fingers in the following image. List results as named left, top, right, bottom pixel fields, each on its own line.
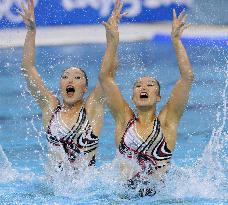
left=109, top=0, right=125, bottom=23
left=118, top=2, right=123, bottom=15
left=181, top=15, right=187, bottom=25
left=178, top=10, right=186, bottom=21
left=178, top=22, right=189, bottom=32
left=26, top=0, right=35, bottom=16
left=120, top=12, right=128, bottom=18
left=17, top=9, right=25, bottom=18
left=113, top=0, right=120, bottom=14
left=105, top=0, right=125, bottom=28
left=182, top=23, right=191, bottom=31
left=178, top=13, right=189, bottom=30
left=102, top=22, right=111, bottom=30
left=113, top=0, right=123, bottom=16
left=114, top=1, right=124, bottom=21
left=30, top=0, right=35, bottom=10
left=21, top=2, right=29, bottom=16
left=17, top=8, right=31, bottom=26
left=102, top=21, right=108, bottom=27
left=174, top=23, right=190, bottom=38
left=26, top=0, right=31, bottom=9
left=173, top=9, right=188, bottom=23
left=21, top=0, right=35, bottom=15
left=172, top=9, right=177, bottom=20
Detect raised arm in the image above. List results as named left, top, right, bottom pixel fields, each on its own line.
left=85, top=1, right=127, bottom=131
left=18, top=0, right=58, bottom=112
left=99, top=0, right=133, bottom=122
left=160, top=10, right=194, bottom=130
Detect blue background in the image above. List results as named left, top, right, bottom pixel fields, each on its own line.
left=0, top=1, right=188, bottom=28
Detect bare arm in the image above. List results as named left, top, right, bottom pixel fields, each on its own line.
left=84, top=1, right=123, bottom=131
left=160, top=10, right=194, bottom=129
left=98, top=0, right=133, bottom=122
left=85, top=83, right=104, bottom=136
left=18, top=0, right=58, bottom=112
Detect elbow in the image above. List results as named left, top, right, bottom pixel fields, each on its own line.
left=21, top=62, right=26, bottom=70
left=20, top=64, right=27, bottom=75
left=98, top=70, right=105, bottom=83
left=99, top=71, right=108, bottom=85
left=187, top=70, right=194, bottom=82
left=189, top=70, right=195, bottom=82
left=99, top=67, right=113, bottom=82
left=21, top=63, right=32, bottom=71
left=183, top=70, right=194, bottom=84
left=99, top=71, right=113, bottom=88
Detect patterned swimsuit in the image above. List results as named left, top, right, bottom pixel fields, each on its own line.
left=46, top=106, right=99, bottom=166
left=119, top=117, right=172, bottom=196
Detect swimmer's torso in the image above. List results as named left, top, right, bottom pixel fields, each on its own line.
left=118, top=117, right=172, bottom=180
left=46, top=105, right=99, bottom=166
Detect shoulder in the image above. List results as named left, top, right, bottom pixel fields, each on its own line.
left=158, top=108, right=177, bottom=151
left=158, top=105, right=179, bottom=130
left=42, top=100, right=61, bottom=130
left=115, top=111, right=135, bottom=145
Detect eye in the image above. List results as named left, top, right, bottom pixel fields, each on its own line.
left=61, top=75, right=68, bottom=79
left=75, top=76, right=81, bottom=80
left=147, top=84, right=155, bottom=87
left=135, top=84, right=141, bottom=88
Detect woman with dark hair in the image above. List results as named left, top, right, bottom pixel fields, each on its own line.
left=18, top=0, right=105, bottom=170
left=100, top=0, right=194, bottom=197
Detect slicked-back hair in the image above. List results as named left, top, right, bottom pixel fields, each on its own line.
left=156, top=79, right=161, bottom=97
left=61, top=67, right=88, bottom=87
left=133, top=76, right=161, bottom=97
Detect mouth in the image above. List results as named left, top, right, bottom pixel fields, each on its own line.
left=66, top=85, right=75, bottom=97
left=140, top=92, right=148, bottom=99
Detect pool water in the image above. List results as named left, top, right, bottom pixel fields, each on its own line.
left=0, top=40, right=227, bottom=204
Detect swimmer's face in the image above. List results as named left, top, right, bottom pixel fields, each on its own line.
left=60, top=67, right=88, bottom=106
left=132, top=76, right=161, bottom=109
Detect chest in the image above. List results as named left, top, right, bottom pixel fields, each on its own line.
left=122, top=118, right=163, bottom=151
left=116, top=119, right=156, bottom=146
left=59, top=111, right=80, bottom=130
left=120, top=123, right=172, bottom=164
left=49, top=108, right=89, bottom=141
left=124, top=123, right=159, bottom=151
left=135, top=123, right=154, bottom=140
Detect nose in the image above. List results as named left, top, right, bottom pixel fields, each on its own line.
left=141, top=84, right=146, bottom=90
left=68, top=78, right=73, bottom=84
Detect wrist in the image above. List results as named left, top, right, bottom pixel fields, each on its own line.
left=172, top=37, right=181, bottom=47
left=27, top=29, right=36, bottom=33
left=26, top=23, right=36, bottom=32
left=107, top=40, right=119, bottom=48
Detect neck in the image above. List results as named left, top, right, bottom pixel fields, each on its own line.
left=136, top=107, right=156, bottom=125
left=62, top=100, right=84, bottom=112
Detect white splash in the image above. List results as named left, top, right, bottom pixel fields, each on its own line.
left=38, top=70, right=228, bottom=201
left=0, top=145, right=17, bottom=183
left=164, top=71, right=228, bottom=200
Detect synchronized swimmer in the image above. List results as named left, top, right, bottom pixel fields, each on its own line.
left=99, top=0, right=194, bottom=197
left=17, top=0, right=194, bottom=197
left=18, top=0, right=105, bottom=169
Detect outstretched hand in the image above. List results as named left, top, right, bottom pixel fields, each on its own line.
left=17, top=0, right=36, bottom=31
left=171, top=9, right=190, bottom=41
left=102, top=0, right=127, bottom=45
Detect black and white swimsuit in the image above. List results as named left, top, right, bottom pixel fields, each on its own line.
left=119, top=117, right=172, bottom=196
left=46, top=106, right=99, bottom=166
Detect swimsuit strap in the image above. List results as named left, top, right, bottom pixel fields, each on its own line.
left=136, top=117, right=160, bottom=153
left=120, top=117, right=136, bottom=142
left=46, top=105, right=61, bottom=135
left=47, top=104, right=99, bottom=165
